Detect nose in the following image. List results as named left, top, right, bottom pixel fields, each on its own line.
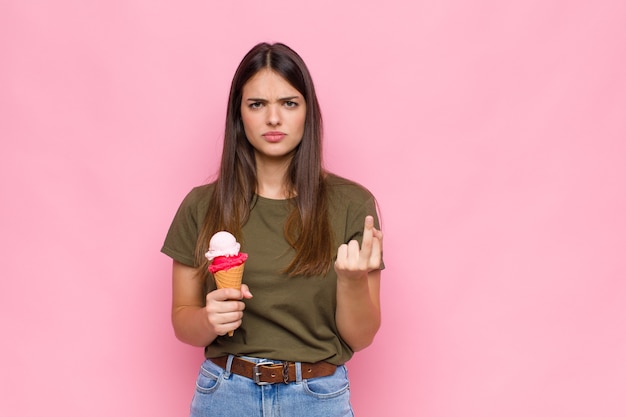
left=266, top=104, right=281, bottom=126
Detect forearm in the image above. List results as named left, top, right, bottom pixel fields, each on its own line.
left=335, top=270, right=381, bottom=351
left=172, top=305, right=218, bottom=347
left=170, top=261, right=216, bottom=347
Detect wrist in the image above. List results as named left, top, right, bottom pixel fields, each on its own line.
left=336, top=273, right=370, bottom=292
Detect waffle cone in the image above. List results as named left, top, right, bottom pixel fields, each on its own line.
left=213, top=263, right=245, bottom=290
left=213, top=263, right=245, bottom=337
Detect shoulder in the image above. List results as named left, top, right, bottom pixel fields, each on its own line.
left=181, top=182, right=216, bottom=205
left=175, top=182, right=217, bottom=219
left=325, top=173, right=376, bottom=204
left=185, top=182, right=216, bottom=202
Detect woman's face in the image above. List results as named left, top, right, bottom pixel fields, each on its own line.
left=240, top=69, right=306, bottom=164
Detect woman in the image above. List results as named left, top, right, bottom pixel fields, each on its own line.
left=162, top=42, right=383, bottom=417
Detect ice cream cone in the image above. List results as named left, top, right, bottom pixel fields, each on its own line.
left=213, top=263, right=245, bottom=290
left=213, top=263, right=245, bottom=336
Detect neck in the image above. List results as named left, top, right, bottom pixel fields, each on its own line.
left=255, top=155, right=292, bottom=199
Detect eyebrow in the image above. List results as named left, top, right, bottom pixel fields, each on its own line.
left=246, top=96, right=301, bottom=102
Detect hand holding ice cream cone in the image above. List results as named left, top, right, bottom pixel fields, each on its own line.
left=206, top=231, right=248, bottom=336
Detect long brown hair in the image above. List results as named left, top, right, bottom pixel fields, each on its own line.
left=195, top=42, right=332, bottom=276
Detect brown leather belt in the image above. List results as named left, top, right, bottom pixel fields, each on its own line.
left=210, top=356, right=337, bottom=385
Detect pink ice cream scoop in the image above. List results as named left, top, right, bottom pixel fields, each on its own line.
left=205, top=231, right=248, bottom=273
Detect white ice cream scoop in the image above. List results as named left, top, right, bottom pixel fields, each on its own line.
left=205, top=231, right=241, bottom=260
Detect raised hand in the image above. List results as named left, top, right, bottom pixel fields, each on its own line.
left=334, top=215, right=383, bottom=281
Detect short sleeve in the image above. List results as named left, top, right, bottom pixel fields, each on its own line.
left=161, top=185, right=213, bottom=267
left=328, top=175, right=385, bottom=271
left=344, top=193, right=385, bottom=272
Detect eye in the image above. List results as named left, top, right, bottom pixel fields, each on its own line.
left=284, top=101, right=298, bottom=108
left=248, top=101, right=263, bottom=109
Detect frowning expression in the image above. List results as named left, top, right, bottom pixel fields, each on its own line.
left=240, top=69, right=307, bottom=163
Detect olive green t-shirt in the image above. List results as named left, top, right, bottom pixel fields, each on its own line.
left=161, top=174, right=383, bottom=365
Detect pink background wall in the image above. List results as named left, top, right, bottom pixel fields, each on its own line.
left=2, top=1, right=625, bottom=416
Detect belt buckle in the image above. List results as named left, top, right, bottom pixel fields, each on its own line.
left=253, top=361, right=275, bottom=386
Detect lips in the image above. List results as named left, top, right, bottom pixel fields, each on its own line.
left=262, top=131, right=286, bottom=143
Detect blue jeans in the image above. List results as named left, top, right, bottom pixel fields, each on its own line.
left=190, top=355, right=354, bottom=417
